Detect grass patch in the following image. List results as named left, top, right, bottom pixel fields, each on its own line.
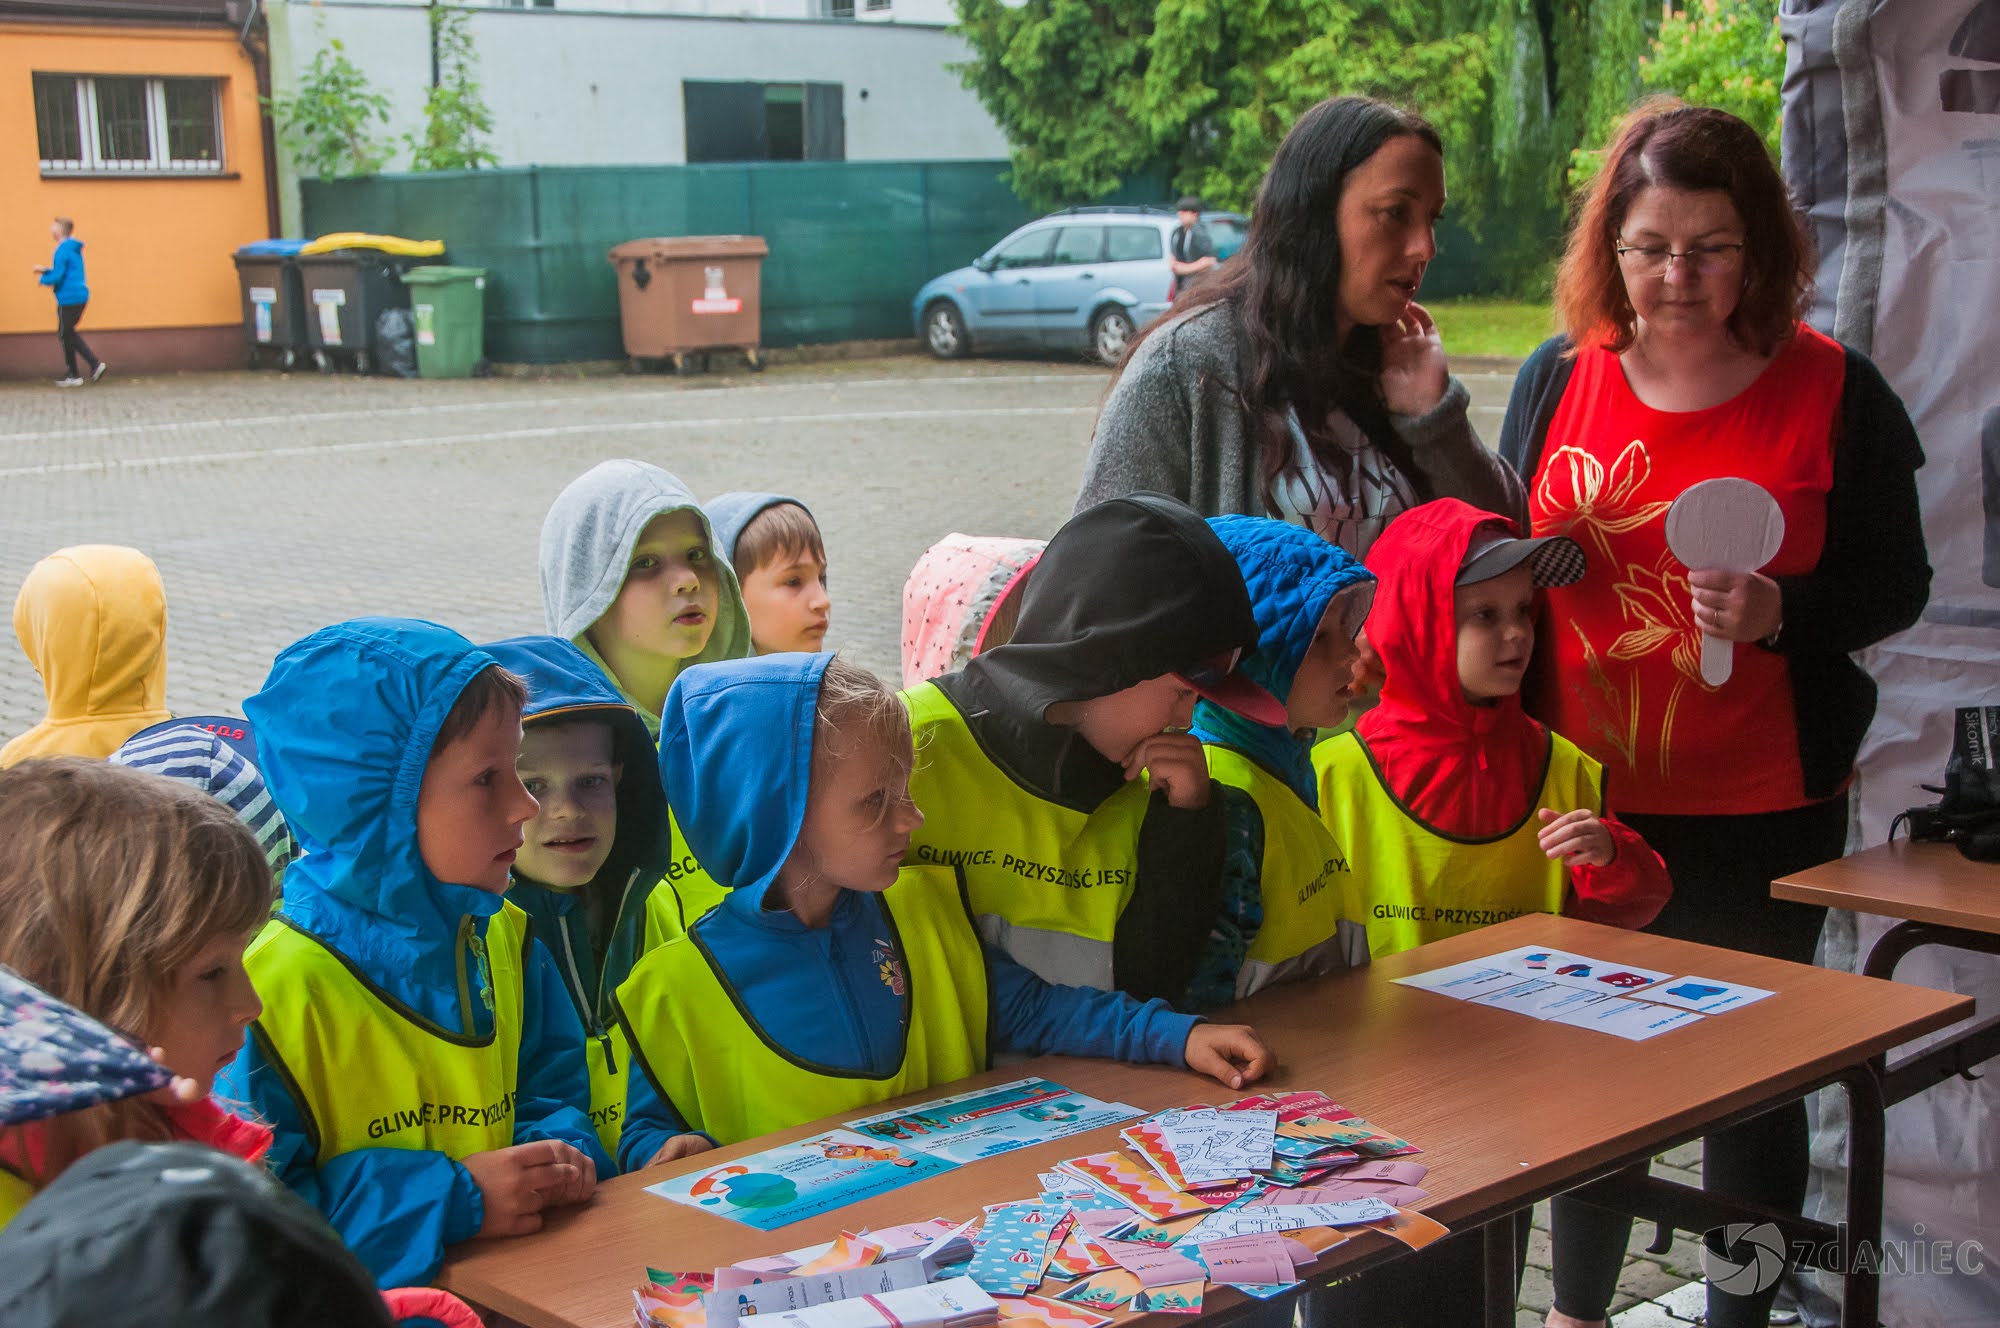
left=1425, top=298, right=1555, bottom=359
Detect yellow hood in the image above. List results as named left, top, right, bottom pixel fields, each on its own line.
left=1, top=545, right=170, bottom=767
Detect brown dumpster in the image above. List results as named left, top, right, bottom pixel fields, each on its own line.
left=608, top=235, right=768, bottom=374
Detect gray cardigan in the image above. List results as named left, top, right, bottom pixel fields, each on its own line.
left=1077, top=303, right=1526, bottom=530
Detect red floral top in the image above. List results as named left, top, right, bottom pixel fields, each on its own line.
left=1528, top=324, right=1844, bottom=816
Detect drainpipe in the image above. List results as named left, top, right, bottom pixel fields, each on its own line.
left=236, top=0, right=283, bottom=238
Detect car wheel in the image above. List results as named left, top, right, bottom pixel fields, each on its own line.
left=1091, top=306, right=1137, bottom=365
left=924, top=302, right=970, bottom=360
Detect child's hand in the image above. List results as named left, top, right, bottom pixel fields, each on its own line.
left=1124, top=733, right=1211, bottom=810
left=646, top=1133, right=716, bottom=1168
left=1183, top=1023, right=1273, bottom=1090
left=463, top=1141, right=596, bottom=1237
left=1538, top=808, right=1616, bottom=868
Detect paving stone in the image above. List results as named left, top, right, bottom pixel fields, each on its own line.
left=0, top=356, right=1520, bottom=737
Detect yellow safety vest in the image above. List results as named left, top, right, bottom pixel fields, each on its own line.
left=1203, top=744, right=1370, bottom=998
left=901, top=682, right=1149, bottom=991
left=614, top=864, right=990, bottom=1147
left=244, top=905, right=528, bottom=1165
left=1314, top=730, right=1603, bottom=958
left=0, top=1164, right=33, bottom=1232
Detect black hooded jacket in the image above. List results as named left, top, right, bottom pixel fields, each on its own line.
left=934, top=492, right=1260, bottom=1002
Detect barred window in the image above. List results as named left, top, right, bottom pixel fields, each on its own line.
left=32, top=73, right=223, bottom=175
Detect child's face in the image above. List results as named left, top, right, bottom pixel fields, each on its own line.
left=417, top=703, right=540, bottom=893
left=740, top=550, right=831, bottom=655
left=1286, top=605, right=1363, bottom=731
left=796, top=734, right=923, bottom=894
left=152, top=927, right=261, bottom=1096
left=515, top=721, right=622, bottom=889
left=1455, top=565, right=1537, bottom=702
left=1063, top=675, right=1198, bottom=764
left=595, top=511, right=722, bottom=665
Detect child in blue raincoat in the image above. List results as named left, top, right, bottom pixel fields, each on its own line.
left=220, top=619, right=612, bottom=1288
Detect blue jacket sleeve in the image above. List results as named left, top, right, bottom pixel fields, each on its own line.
left=219, top=1029, right=483, bottom=1289
left=616, top=1048, right=706, bottom=1173
left=40, top=245, right=76, bottom=291
left=986, top=943, right=1200, bottom=1067
left=512, top=940, right=616, bottom=1177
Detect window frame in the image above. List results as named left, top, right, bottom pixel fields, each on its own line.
left=1105, top=226, right=1166, bottom=262
left=1050, top=225, right=1108, bottom=267
left=33, top=73, right=226, bottom=177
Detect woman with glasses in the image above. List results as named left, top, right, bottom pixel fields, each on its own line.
left=1499, top=101, right=1931, bottom=1328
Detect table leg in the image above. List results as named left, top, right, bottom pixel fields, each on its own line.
left=1838, top=1059, right=1886, bottom=1328
left=1861, top=919, right=2000, bottom=981
left=1482, top=1218, right=1515, bottom=1328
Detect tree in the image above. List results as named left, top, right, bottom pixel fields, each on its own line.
left=952, top=0, right=1156, bottom=208
left=265, top=38, right=392, bottom=180
left=1141, top=0, right=1490, bottom=220
left=1569, top=0, right=1785, bottom=186
left=407, top=4, right=499, bottom=172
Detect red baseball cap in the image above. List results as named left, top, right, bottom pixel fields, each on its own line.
left=1176, top=648, right=1288, bottom=728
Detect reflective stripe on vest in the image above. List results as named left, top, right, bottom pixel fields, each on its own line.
left=900, top=681, right=1145, bottom=990
left=1314, top=730, right=1602, bottom=958
left=0, top=1165, right=32, bottom=1232
left=245, top=905, right=528, bottom=1165
left=1204, top=744, right=1371, bottom=999
left=615, top=864, right=990, bottom=1147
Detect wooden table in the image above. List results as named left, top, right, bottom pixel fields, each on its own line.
left=1775, top=838, right=2000, bottom=1105
left=438, top=915, right=1968, bottom=1328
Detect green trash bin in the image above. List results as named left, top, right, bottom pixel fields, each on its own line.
left=401, top=265, right=487, bottom=378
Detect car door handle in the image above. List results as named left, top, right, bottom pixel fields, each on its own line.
left=1015, top=278, right=1031, bottom=285
left=1080, top=272, right=1095, bottom=279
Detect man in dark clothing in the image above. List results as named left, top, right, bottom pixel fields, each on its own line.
left=1169, top=195, right=1218, bottom=286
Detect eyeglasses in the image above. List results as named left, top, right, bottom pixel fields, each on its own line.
left=1614, top=241, right=1745, bottom=276
left=1175, top=648, right=1242, bottom=692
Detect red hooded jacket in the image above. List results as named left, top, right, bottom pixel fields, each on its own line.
left=1355, top=500, right=1670, bottom=928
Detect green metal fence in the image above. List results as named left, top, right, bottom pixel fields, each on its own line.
left=300, top=159, right=1512, bottom=364
left=300, top=160, right=1159, bottom=363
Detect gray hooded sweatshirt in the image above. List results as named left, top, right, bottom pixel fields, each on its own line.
left=539, top=459, right=753, bottom=734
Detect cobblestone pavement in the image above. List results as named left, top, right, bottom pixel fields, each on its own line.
left=0, top=353, right=1517, bottom=732
left=0, top=351, right=1709, bottom=1321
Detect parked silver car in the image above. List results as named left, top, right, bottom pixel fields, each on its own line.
left=912, top=206, right=1247, bottom=364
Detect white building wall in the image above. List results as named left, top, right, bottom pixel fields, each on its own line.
left=269, top=0, right=1006, bottom=229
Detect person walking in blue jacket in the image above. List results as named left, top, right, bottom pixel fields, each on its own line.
left=32, top=218, right=104, bottom=387
left=218, top=619, right=613, bottom=1288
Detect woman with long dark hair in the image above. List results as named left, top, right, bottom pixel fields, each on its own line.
left=1078, top=96, right=1522, bottom=554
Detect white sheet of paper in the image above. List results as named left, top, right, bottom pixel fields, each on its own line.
left=1185, top=1199, right=1398, bottom=1242
left=1549, top=997, right=1706, bottom=1041
left=1468, top=978, right=1619, bottom=1020
left=1641, top=976, right=1777, bottom=1015
left=1393, top=961, right=1533, bottom=1000
left=1153, top=1108, right=1276, bottom=1184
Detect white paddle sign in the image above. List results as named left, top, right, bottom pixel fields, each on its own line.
left=1664, top=477, right=1785, bottom=687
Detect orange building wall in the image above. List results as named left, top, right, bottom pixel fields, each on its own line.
left=1, top=23, right=271, bottom=362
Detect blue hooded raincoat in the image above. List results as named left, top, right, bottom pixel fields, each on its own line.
left=615, top=654, right=1199, bottom=1169
left=220, top=619, right=611, bottom=1289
